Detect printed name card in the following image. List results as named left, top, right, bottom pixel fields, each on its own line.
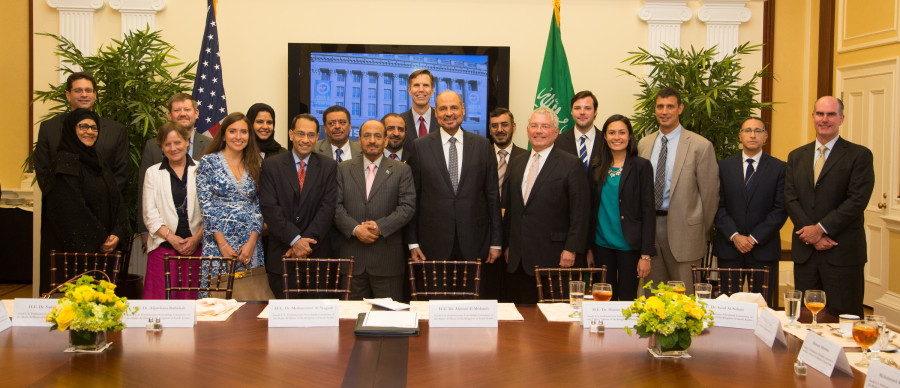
left=123, top=300, right=196, bottom=328
left=581, top=301, right=637, bottom=328
left=0, top=303, right=10, bottom=332
left=268, top=299, right=339, bottom=327
left=865, top=361, right=900, bottom=388
left=429, top=300, right=498, bottom=328
left=12, top=299, right=58, bottom=327
left=702, top=299, right=758, bottom=330
left=798, top=331, right=853, bottom=377
left=754, top=307, right=786, bottom=347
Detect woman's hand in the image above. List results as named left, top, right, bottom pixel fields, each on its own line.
left=217, top=241, right=236, bottom=258
left=100, top=235, right=119, bottom=253
left=235, top=243, right=253, bottom=266
left=177, top=234, right=201, bottom=256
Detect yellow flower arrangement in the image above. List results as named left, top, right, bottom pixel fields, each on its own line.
left=622, top=281, right=714, bottom=351
left=45, top=275, right=135, bottom=333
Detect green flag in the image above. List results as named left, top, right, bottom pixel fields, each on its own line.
left=534, top=0, right=575, bottom=133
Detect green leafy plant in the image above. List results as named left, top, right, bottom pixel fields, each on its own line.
left=619, top=42, right=774, bottom=160
left=45, top=274, right=135, bottom=333
left=623, top=281, right=714, bottom=350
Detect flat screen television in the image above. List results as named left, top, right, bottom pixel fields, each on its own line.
left=287, top=43, right=511, bottom=141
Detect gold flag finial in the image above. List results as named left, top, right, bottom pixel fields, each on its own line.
left=554, top=0, right=561, bottom=28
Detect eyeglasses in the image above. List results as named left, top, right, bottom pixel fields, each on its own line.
left=326, top=119, right=348, bottom=127
left=77, top=123, right=99, bottom=133
left=70, top=88, right=94, bottom=95
left=740, top=129, right=766, bottom=135
left=490, top=122, right=511, bottom=129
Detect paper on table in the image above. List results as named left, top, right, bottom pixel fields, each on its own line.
left=363, top=311, right=418, bottom=328
left=364, top=298, right=410, bottom=311
left=257, top=301, right=372, bottom=319
left=408, top=301, right=524, bottom=321
left=537, top=303, right=580, bottom=322
left=2, top=300, right=13, bottom=317
left=715, top=292, right=768, bottom=308
left=195, top=299, right=244, bottom=321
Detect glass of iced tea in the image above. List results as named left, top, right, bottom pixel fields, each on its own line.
left=804, top=290, right=826, bottom=329
left=667, top=281, right=686, bottom=295
left=852, top=318, right=880, bottom=367
left=592, top=283, right=613, bottom=301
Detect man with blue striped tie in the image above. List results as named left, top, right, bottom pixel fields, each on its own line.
left=554, top=90, right=603, bottom=173
left=314, top=105, right=362, bottom=162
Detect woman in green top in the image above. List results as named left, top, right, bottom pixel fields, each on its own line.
left=588, top=115, right=656, bottom=301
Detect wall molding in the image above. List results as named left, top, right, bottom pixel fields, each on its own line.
left=109, top=0, right=166, bottom=37
left=639, top=1, right=692, bottom=56
left=46, top=0, right=104, bottom=81
left=836, top=0, right=900, bottom=53
left=698, top=0, right=752, bottom=60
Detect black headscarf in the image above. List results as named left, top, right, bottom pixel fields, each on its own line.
left=247, top=103, right=282, bottom=154
left=58, top=108, right=104, bottom=175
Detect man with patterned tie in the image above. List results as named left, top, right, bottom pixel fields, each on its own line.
left=314, top=105, right=362, bottom=162
left=637, top=87, right=718, bottom=296
left=382, top=113, right=410, bottom=162
left=785, top=96, right=874, bottom=316
left=334, top=120, right=415, bottom=300
left=713, top=117, right=787, bottom=303
left=260, top=114, right=337, bottom=297
left=400, top=69, right=439, bottom=150
left=554, top=90, right=603, bottom=172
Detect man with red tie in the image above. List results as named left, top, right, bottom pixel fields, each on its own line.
left=400, top=69, right=439, bottom=150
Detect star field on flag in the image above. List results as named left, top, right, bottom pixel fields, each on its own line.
left=192, top=0, right=228, bottom=136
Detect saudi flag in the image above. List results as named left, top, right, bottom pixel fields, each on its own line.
left=534, top=0, right=575, bottom=133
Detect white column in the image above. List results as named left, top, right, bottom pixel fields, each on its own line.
left=638, top=1, right=693, bottom=56
left=698, top=0, right=752, bottom=60
left=109, top=0, right=166, bottom=37
left=46, top=0, right=105, bottom=80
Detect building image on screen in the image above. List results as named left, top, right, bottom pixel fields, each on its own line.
left=309, top=53, right=489, bottom=140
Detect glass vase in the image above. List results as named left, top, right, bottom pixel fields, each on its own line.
left=648, top=333, right=690, bottom=358
left=68, top=330, right=108, bottom=351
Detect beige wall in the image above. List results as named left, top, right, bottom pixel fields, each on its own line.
left=0, top=2, right=31, bottom=191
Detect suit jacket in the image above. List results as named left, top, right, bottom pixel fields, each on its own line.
left=589, top=154, right=657, bottom=256
left=141, top=160, right=202, bottom=252
left=713, top=153, right=787, bottom=262
left=504, top=146, right=589, bottom=276
left=785, top=137, right=874, bottom=266
left=405, top=129, right=503, bottom=260
left=138, top=133, right=211, bottom=233
left=334, top=157, right=415, bottom=276
left=554, top=126, right=603, bottom=169
left=401, top=108, right=439, bottom=150
left=497, top=144, right=527, bottom=206
left=314, top=139, right=362, bottom=161
left=259, top=151, right=337, bottom=274
left=34, top=114, right=129, bottom=191
left=638, top=128, right=719, bottom=262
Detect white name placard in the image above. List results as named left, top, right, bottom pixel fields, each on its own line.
left=754, top=307, right=786, bottom=347
left=581, top=301, right=637, bottom=328
left=703, top=299, right=757, bottom=330
left=12, top=299, right=58, bottom=327
left=798, top=331, right=852, bottom=377
left=429, top=300, right=498, bottom=328
left=268, top=299, right=339, bottom=327
left=0, top=303, right=10, bottom=332
left=865, top=361, right=900, bottom=388
left=123, top=300, right=196, bottom=328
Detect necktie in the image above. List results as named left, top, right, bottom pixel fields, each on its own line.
left=814, top=145, right=827, bottom=183
left=297, top=161, right=306, bottom=193
left=579, top=135, right=588, bottom=170
left=335, top=148, right=344, bottom=163
left=365, top=163, right=376, bottom=200
left=497, top=149, right=508, bottom=196
left=654, top=136, right=668, bottom=210
left=523, top=153, right=540, bottom=203
left=390, top=153, right=398, bottom=160
left=419, top=116, right=427, bottom=137
left=448, top=137, right=459, bottom=193
left=744, top=158, right=755, bottom=186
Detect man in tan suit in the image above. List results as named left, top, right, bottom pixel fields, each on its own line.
left=637, top=88, right=719, bottom=295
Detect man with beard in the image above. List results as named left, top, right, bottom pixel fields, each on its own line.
left=315, top=105, right=362, bottom=162
left=381, top=113, right=410, bottom=162
left=554, top=90, right=603, bottom=171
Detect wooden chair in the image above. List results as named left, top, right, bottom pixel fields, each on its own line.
left=164, top=255, right=237, bottom=300
left=408, top=260, right=481, bottom=301
left=281, top=257, right=354, bottom=300
left=691, top=265, right=771, bottom=305
left=534, top=266, right=607, bottom=303
left=49, top=250, right=123, bottom=290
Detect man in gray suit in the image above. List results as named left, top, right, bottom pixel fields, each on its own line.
left=314, top=105, right=362, bottom=162
left=138, top=93, right=211, bottom=249
left=637, top=87, right=719, bottom=295
left=334, top=120, right=416, bottom=300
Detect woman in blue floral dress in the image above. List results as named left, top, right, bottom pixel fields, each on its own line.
left=196, top=112, right=266, bottom=298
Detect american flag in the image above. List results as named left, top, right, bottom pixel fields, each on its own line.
left=192, top=0, right=228, bottom=136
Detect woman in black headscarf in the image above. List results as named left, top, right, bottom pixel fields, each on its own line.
left=43, top=108, right=126, bottom=255
left=247, top=103, right=285, bottom=159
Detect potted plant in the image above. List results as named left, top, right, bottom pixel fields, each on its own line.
left=45, top=274, right=135, bottom=352
left=622, top=281, right=714, bottom=358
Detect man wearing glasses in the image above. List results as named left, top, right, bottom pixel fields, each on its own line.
left=713, top=117, right=787, bottom=303
left=314, top=105, right=362, bottom=162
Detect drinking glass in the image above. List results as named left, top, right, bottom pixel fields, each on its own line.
left=783, top=290, right=802, bottom=329
left=694, top=283, right=712, bottom=299
left=864, top=315, right=895, bottom=365
left=667, top=281, right=686, bottom=295
left=592, top=283, right=613, bottom=301
left=569, top=281, right=585, bottom=318
left=852, top=318, right=879, bottom=367
left=804, top=290, right=826, bottom=329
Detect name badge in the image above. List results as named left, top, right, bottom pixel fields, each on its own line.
left=429, top=300, right=498, bottom=328
left=123, top=300, right=196, bottom=328
left=703, top=299, right=757, bottom=329
left=0, top=303, right=10, bottom=332
left=268, top=299, right=339, bottom=327
left=754, top=307, right=786, bottom=347
left=798, top=331, right=852, bottom=377
left=865, top=360, right=900, bottom=388
left=12, top=299, right=58, bottom=327
left=581, top=301, right=637, bottom=328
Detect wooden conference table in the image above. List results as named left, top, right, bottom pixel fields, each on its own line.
left=1, top=304, right=864, bottom=387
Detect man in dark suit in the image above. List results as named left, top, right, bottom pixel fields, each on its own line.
left=503, top=107, right=589, bottom=303
left=400, top=69, right=439, bottom=150
left=334, top=120, right=415, bottom=300
left=406, top=90, right=502, bottom=265
left=137, top=93, right=211, bottom=250
left=554, top=90, right=603, bottom=171
left=259, top=113, right=337, bottom=298
left=382, top=113, right=411, bottom=162
left=314, top=105, right=362, bottom=162
left=785, top=96, right=874, bottom=316
left=713, top=117, right=787, bottom=303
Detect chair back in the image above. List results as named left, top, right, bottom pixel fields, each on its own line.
left=408, top=260, right=481, bottom=301
left=49, top=250, right=123, bottom=290
left=691, top=265, right=771, bottom=305
left=281, top=257, right=354, bottom=300
left=534, top=266, right=607, bottom=303
left=164, top=255, right=237, bottom=300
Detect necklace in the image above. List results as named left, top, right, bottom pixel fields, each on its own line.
left=609, top=167, right=622, bottom=178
